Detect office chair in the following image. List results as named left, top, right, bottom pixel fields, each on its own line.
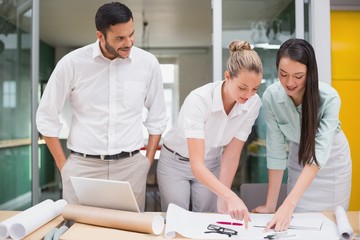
left=239, top=183, right=287, bottom=211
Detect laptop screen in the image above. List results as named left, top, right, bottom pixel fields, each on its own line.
left=70, top=176, right=140, bottom=212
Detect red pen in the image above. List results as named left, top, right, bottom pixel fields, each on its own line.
left=216, top=221, right=243, bottom=226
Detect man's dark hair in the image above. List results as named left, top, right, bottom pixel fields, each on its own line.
left=95, top=2, right=133, bottom=34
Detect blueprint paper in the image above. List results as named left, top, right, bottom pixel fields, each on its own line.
left=165, top=203, right=340, bottom=240
left=335, top=206, right=353, bottom=240
left=0, top=199, right=54, bottom=239
left=0, top=199, right=67, bottom=240
left=164, top=203, right=264, bottom=239
left=8, top=199, right=68, bottom=240
left=252, top=212, right=324, bottom=231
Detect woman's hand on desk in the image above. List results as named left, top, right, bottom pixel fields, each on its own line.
left=218, top=192, right=251, bottom=229
left=263, top=202, right=295, bottom=232
left=253, top=202, right=294, bottom=232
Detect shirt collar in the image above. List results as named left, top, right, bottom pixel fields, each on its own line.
left=212, top=81, right=224, bottom=112
left=277, top=83, right=300, bottom=109
left=92, top=40, right=103, bottom=59
left=212, top=81, right=249, bottom=116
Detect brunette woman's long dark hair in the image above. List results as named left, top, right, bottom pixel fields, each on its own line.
left=276, top=38, right=319, bottom=167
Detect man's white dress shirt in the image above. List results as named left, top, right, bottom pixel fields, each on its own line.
left=36, top=40, right=167, bottom=155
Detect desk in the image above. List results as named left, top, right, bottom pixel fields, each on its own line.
left=0, top=211, right=358, bottom=239
left=0, top=211, right=64, bottom=240
left=60, top=212, right=359, bottom=240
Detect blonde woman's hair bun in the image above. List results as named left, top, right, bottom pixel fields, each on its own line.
left=225, top=39, right=262, bottom=78
left=229, top=40, right=251, bottom=53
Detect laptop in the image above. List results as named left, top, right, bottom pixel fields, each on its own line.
left=70, top=176, right=140, bottom=212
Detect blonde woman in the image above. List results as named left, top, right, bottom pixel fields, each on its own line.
left=157, top=40, right=263, bottom=227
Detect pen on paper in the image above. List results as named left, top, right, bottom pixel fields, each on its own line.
left=264, top=232, right=297, bottom=239
left=216, top=221, right=243, bottom=226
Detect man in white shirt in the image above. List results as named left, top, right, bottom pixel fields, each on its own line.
left=36, top=2, right=167, bottom=211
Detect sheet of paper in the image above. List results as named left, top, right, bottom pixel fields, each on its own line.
left=165, top=203, right=340, bottom=240
left=165, top=203, right=265, bottom=239
left=251, top=212, right=324, bottom=231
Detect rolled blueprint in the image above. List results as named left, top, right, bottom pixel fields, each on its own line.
left=61, top=204, right=164, bottom=235
left=7, top=199, right=68, bottom=240
left=335, top=205, right=353, bottom=240
left=0, top=199, right=53, bottom=239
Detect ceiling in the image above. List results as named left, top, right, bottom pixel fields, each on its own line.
left=5, top=0, right=360, bottom=50
left=38, top=0, right=292, bottom=49
left=0, top=0, right=292, bottom=49
left=39, top=0, right=212, bottom=48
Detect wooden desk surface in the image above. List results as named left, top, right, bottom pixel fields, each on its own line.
left=60, top=211, right=359, bottom=240
left=0, top=211, right=65, bottom=240
left=1, top=211, right=358, bottom=240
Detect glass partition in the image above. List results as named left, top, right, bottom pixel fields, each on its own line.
left=0, top=0, right=33, bottom=210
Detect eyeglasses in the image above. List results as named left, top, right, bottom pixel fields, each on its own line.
left=204, top=224, right=238, bottom=237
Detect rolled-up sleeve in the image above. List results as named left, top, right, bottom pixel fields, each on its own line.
left=36, top=57, right=72, bottom=137
left=143, top=61, right=168, bottom=135
left=183, top=94, right=209, bottom=139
